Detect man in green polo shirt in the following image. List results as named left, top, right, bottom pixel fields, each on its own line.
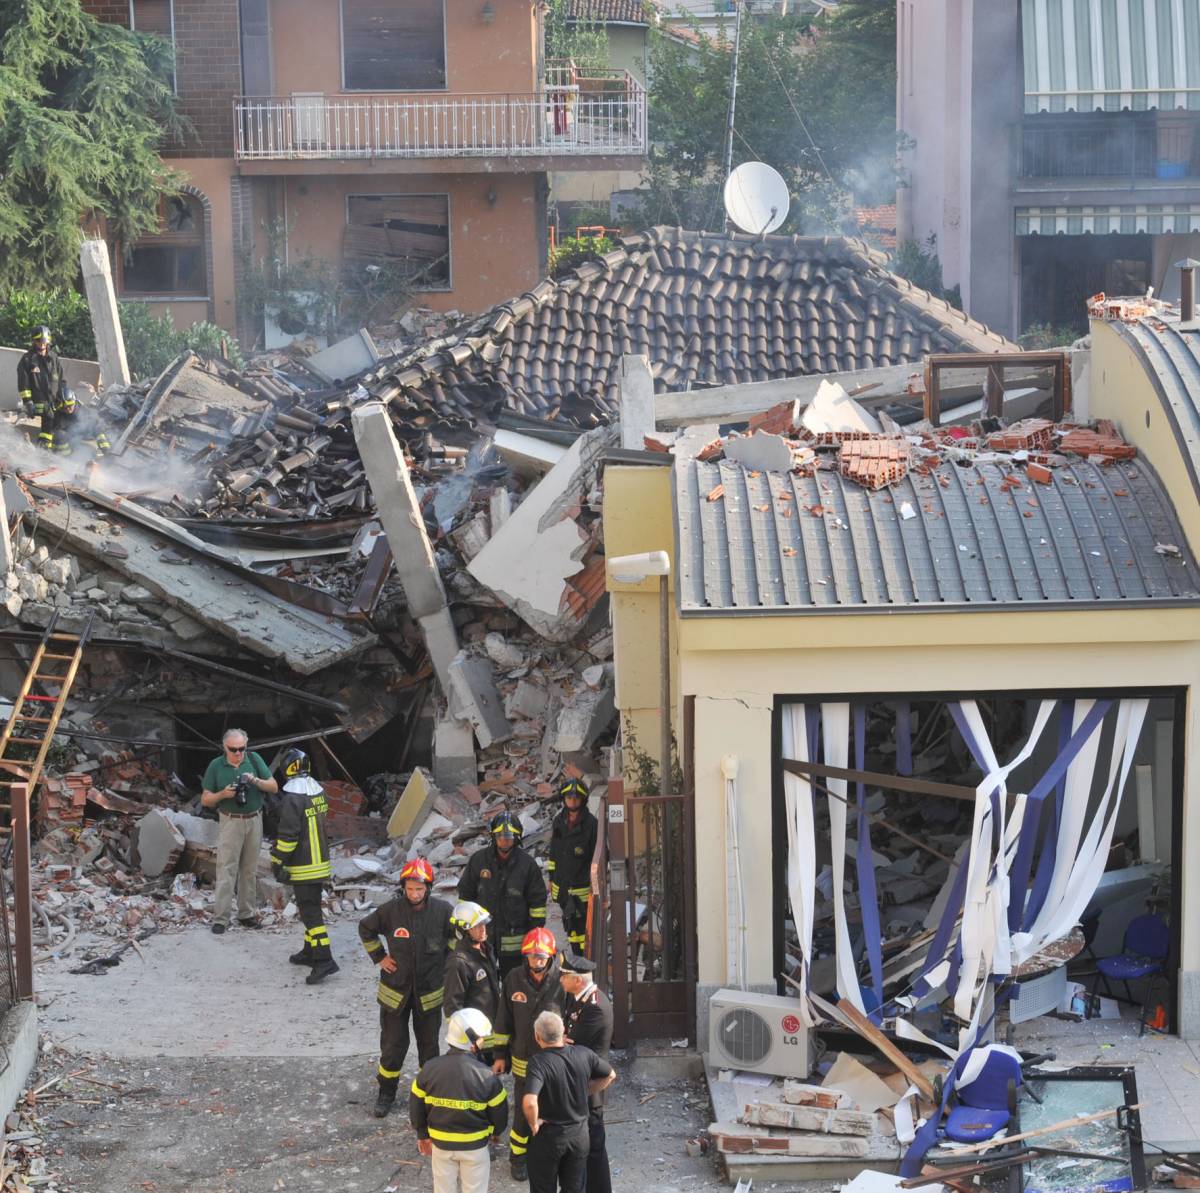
left=201, top=728, right=278, bottom=935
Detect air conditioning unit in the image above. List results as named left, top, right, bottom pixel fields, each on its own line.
left=708, top=989, right=813, bottom=1079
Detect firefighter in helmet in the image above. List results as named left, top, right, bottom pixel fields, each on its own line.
left=458, top=810, right=547, bottom=979
left=17, top=327, right=62, bottom=422
left=269, top=748, right=336, bottom=984
left=358, top=857, right=454, bottom=1118
left=548, top=777, right=598, bottom=954
left=492, top=926, right=563, bottom=1182
left=443, top=900, right=501, bottom=1029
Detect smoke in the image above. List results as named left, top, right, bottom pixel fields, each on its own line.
left=0, top=418, right=201, bottom=505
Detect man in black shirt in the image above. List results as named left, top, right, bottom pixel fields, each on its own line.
left=523, top=1011, right=615, bottom=1193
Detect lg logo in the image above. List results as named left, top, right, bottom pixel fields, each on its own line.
left=781, top=1013, right=802, bottom=1045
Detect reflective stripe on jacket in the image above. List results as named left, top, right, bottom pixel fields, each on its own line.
left=358, top=896, right=454, bottom=1013
left=409, top=1050, right=508, bottom=1150
left=269, top=786, right=331, bottom=883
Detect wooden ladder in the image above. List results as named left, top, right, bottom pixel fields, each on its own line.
left=0, top=610, right=95, bottom=819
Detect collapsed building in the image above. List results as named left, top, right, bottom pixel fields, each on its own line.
left=8, top=227, right=1186, bottom=1185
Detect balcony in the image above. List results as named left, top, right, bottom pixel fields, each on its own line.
left=234, top=69, right=646, bottom=164
left=1019, top=110, right=1200, bottom=182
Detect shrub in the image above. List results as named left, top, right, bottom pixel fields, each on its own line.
left=550, top=233, right=614, bottom=278
left=0, top=288, right=242, bottom=379
left=1018, top=322, right=1080, bottom=350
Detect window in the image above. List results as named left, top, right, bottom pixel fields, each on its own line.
left=122, top=194, right=207, bottom=297
left=341, top=0, right=446, bottom=91
left=345, top=194, right=450, bottom=289
left=129, top=0, right=176, bottom=91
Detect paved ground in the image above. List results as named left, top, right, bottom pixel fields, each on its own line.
left=28, top=918, right=744, bottom=1193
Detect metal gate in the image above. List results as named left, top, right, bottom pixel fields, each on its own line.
left=601, top=712, right=697, bottom=1045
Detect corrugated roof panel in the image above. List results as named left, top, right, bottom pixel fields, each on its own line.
left=675, top=454, right=1200, bottom=613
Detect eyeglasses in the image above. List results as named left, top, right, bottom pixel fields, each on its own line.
left=226, top=746, right=247, bottom=754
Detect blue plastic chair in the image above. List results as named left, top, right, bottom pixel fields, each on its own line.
left=1091, top=913, right=1169, bottom=1036
left=942, top=1046, right=1023, bottom=1144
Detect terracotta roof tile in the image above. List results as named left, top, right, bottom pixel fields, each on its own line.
left=365, top=227, right=1017, bottom=431
left=565, top=0, right=651, bottom=22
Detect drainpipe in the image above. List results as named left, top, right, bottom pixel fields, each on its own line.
left=1176, top=258, right=1199, bottom=327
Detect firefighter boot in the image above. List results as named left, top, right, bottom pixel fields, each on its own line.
left=511, top=1158, right=528, bottom=1182
left=289, top=946, right=315, bottom=966
left=373, top=1084, right=397, bottom=1118
left=306, top=959, right=339, bottom=984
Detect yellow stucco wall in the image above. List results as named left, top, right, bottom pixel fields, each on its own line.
left=603, top=454, right=1200, bottom=1001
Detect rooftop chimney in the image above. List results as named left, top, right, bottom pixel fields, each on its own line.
left=1176, top=258, right=1200, bottom=327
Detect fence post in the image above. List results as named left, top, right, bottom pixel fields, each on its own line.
left=12, top=783, right=33, bottom=1000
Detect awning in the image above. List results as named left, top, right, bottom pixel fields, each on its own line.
left=1015, top=202, right=1200, bottom=234
left=1023, top=0, right=1200, bottom=113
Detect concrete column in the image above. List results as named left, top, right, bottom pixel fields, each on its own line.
left=79, top=240, right=130, bottom=387
left=352, top=402, right=449, bottom=622
left=619, top=354, right=655, bottom=450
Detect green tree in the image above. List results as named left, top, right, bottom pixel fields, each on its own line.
left=0, top=0, right=184, bottom=291
left=633, top=1, right=897, bottom=232
left=544, top=0, right=610, bottom=76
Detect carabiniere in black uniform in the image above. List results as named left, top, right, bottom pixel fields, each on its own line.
left=561, top=954, right=614, bottom=1193
left=358, top=859, right=453, bottom=1117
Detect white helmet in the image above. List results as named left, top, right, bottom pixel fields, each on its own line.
left=446, top=1008, right=492, bottom=1052
left=451, top=900, right=492, bottom=935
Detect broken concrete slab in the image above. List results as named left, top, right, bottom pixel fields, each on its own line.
left=386, top=767, right=441, bottom=842
left=447, top=653, right=512, bottom=748
left=137, top=810, right=185, bottom=877
left=31, top=496, right=371, bottom=674
left=709, top=1121, right=869, bottom=1157
left=724, top=431, right=796, bottom=473
left=554, top=683, right=615, bottom=753
left=432, top=716, right=477, bottom=793
left=505, top=678, right=548, bottom=721
left=304, top=328, right=380, bottom=384
left=483, top=633, right=525, bottom=670
left=739, top=1102, right=875, bottom=1136
left=493, top=428, right=568, bottom=480
left=799, top=379, right=882, bottom=439
left=469, top=426, right=616, bottom=642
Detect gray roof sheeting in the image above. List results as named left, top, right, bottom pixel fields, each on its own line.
left=674, top=455, right=1200, bottom=613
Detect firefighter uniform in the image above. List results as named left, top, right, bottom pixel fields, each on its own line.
left=443, top=937, right=501, bottom=1024
left=270, top=775, right=333, bottom=965
left=548, top=804, right=598, bottom=953
left=562, top=958, right=614, bottom=1193
left=493, top=953, right=563, bottom=1168
left=16, top=345, right=62, bottom=420
left=358, top=895, right=454, bottom=1097
left=411, top=1036, right=508, bottom=1193
left=457, top=843, right=547, bottom=978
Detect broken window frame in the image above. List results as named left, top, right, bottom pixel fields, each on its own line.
left=769, top=686, right=1184, bottom=1033
left=339, top=0, right=448, bottom=93
left=118, top=193, right=208, bottom=299
left=344, top=193, right=452, bottom=291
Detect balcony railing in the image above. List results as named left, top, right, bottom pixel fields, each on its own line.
left=234, top=76, right=646, bottom=162
left=1019, top=111, right=1200, bottom=181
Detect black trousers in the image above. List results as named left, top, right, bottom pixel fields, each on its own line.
left=585, top=1109, right=611, bottom=1193
left=377, top=1000, right=440, bottom=1092
left=292, top=883, right=331, bottom=961
left=527, top=1122, right=589, bottom=1193
left=561, top=896, right=589, bottom=953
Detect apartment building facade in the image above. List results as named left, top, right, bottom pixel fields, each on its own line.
left=897, top=0, right=1200, bottom=338
left=85, top=1, right=647, bottom=338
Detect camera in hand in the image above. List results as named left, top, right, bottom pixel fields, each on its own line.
left=234, top=773, right=256, bottom=808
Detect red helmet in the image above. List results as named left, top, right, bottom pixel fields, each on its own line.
left=399, top=858, right=434, bottom=886
left=521, top=927, right=556, bottom=957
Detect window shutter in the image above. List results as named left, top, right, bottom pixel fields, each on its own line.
left=342, top=0, right=446, bottom=91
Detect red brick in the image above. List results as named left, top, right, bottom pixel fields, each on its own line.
left=1026, top=461, right=1053, bottom=485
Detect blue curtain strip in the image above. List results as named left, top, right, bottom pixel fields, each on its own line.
left=854, top=704, right=885, bottom=1017
left=1005, top=699, right=1111, bottom=932
left=1025, top=700, right=1074, bottom=927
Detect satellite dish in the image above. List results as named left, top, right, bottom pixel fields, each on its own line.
left=724, top=162, right=790, bottom=235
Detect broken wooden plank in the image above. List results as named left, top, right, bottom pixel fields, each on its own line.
left=113, top=351, right=196, bottom=454
left=31, top=496, right=372, bottom=674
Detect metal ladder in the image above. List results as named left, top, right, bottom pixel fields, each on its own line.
left=0, top=610, right=95, bottom=820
